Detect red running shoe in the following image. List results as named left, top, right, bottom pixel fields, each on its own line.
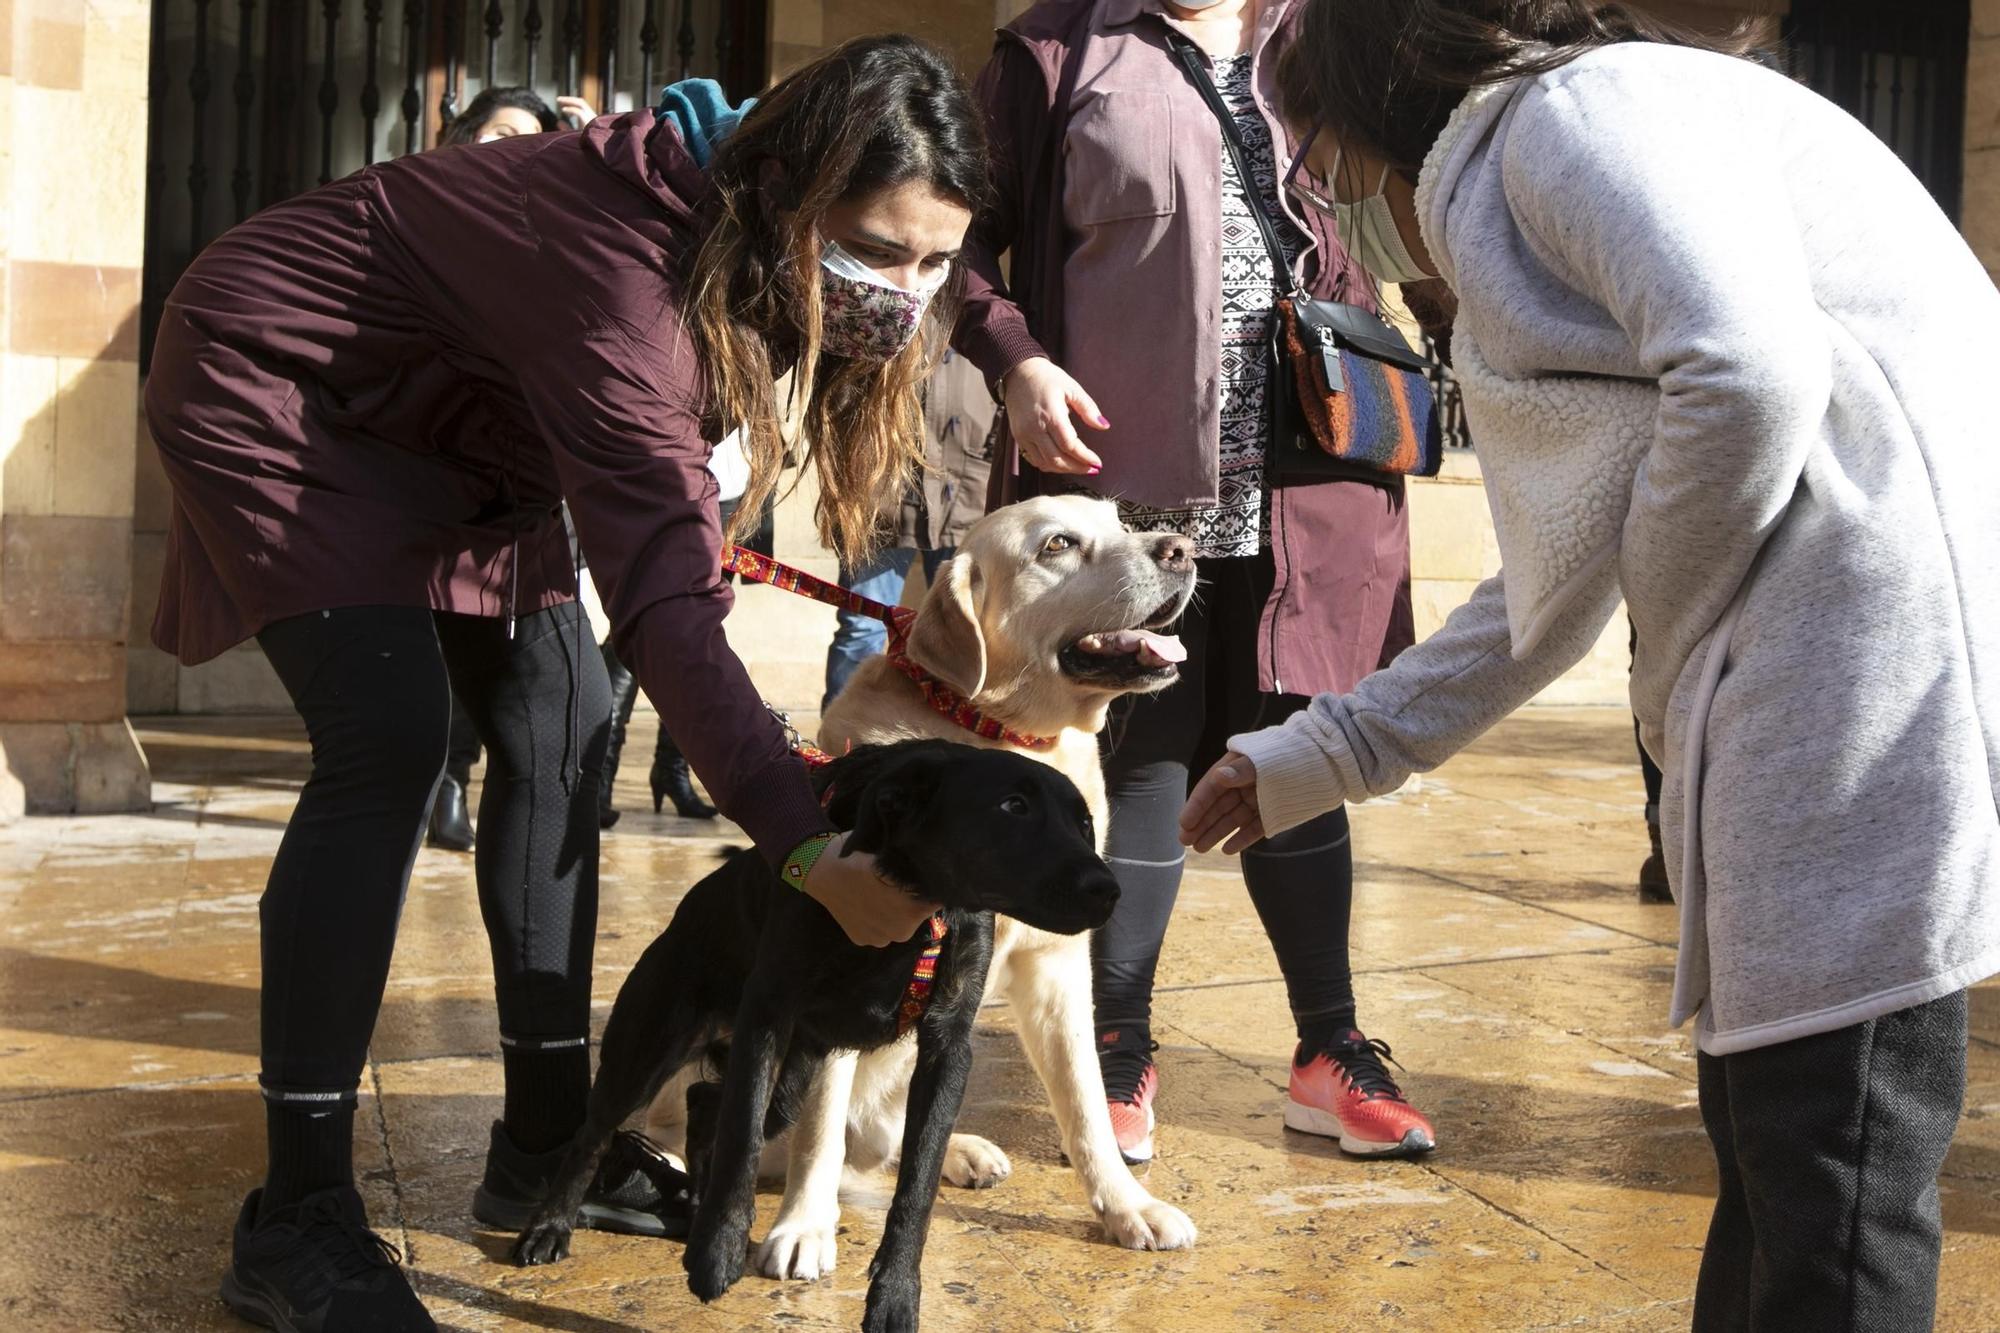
left=1099, top=1030, right=1160, bottom=1165
left=1286, top=1030, right=1437, bottom=1157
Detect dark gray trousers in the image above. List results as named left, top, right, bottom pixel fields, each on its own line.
left=1694, top=989, right=1967, bottom=1332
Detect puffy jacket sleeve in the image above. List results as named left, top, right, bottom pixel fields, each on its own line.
left=952, top=36, right=1054, bottom=383
left=516, top=277, right=833, bottom=868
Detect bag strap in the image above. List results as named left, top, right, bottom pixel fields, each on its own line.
left=1164, top=30, right=1297, bottom=296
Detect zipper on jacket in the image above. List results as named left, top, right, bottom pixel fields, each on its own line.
left=1269, top=486, right=1287, bottom=696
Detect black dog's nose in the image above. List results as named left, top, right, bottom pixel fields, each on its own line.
left=1078, top=864, right=1121, bottom=907
left=1152, top=534, right=1192, bottom=574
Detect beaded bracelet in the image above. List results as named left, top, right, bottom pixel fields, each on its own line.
left=781, top=831, right=839, bottom=890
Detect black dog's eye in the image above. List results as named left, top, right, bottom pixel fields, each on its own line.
left=1041, top=533, right=1077, bottom=557
left=1000, top=794, right=1031, bottom=817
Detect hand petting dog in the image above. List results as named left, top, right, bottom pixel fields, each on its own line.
left=1180, top=752, right=1264, bottom=854
left=804, top=835, right=942, bottom=947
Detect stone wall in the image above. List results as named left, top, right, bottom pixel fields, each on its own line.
left=770, top=1, right=1028, bottom=82
left=1972, top=0, right=2000, bottom=281
left=0, top=0, right=152, bottom=816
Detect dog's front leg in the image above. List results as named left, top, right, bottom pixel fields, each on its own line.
left=683, top=997, right=791, bottom=1304
left=863, top=954, right=989, bottom=1333
left=756, top=1049, right=857, bottom=1281
left=1004, top=946, right=1198, bottom=1252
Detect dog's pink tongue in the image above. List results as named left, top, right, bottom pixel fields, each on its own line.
left=1086, top=628, right=1185, bottom=666
left=1134, top=631, right=1186, bottom=666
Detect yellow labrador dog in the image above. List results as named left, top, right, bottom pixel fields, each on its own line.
left=750, top=494, right=1201, bottom=1275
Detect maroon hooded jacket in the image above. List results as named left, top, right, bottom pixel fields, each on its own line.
left=144, top=111, right=833, bottom=865
left=952, top=0, right=1414, bottom=697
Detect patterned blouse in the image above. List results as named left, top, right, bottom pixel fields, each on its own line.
left=1112, top=54, right=1305, bottom=559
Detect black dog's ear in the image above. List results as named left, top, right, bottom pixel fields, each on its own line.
left=843, top=749, right=948, bottom=857
left=845, top=775, right=918, bottom=857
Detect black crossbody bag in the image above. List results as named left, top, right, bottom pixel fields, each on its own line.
left=1167, top=33, right=1443, bottom=481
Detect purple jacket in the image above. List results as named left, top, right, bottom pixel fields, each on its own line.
left=952, top=0, right=1413, bottom=696
left=144, top=112, right=834, bottom=865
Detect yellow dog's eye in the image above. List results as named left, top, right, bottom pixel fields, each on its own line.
left=1042, top=534, right=1076, bottom=556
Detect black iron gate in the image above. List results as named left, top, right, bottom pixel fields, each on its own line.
left=1784, top=0, right=1971, bottom=221
left=140, top=0, right=763, bottom=370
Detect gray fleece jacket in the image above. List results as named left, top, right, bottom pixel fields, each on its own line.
left=1231, top=43, right=2000, bottom=1055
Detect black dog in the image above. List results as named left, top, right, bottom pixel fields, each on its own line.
left=512, top=739, right=1119, bottom=1332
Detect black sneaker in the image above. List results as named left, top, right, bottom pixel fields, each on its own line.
left=220, top=1187, right=434, bottom=1332
left=470, top=1121, right=692, bottom=1238
left=581, top=1130, right=693, bottom=1238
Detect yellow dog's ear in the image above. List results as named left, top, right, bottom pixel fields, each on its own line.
left=906, top=553, right=986, bottom=698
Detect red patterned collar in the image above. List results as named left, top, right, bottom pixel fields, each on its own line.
left=787, top=728, right=949, bottom=1035
left=722, top=546, right=1058, bottom=752
left=896, top=914, right=949, bottom=1035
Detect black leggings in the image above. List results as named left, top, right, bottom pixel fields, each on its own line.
left=255, top=603, right=611, bottom=1102
left=1094, top=554, right=1358, bottom=1045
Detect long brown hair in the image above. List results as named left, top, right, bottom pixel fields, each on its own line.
left=1275, top=1, right=1762, bottom=178
left=684, top=35, right=988, bottom=568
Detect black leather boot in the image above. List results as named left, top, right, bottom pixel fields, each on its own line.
left=1638, top=804, right=1673, bottom=904
left=651, top=729, right=717, bottom=819
left=599, top=642, right=640, bottom=830
left=427, top=774, right=474, bottom=853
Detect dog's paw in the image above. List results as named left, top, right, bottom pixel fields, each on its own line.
left=861, top=1271, right=921, bottom=1333
left=942, top=1133, right=1012, bottom=1190
left=756, top=1214, right=840, bottom=1280
left=511, top=1218, right=574, bottom=1267
left=683, top=1227, right=749, bottom=1303
left=1100, top=1195, right=1198, bottom=1252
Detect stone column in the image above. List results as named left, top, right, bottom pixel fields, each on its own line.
left=1971, top=1, right=2000, bottom=282
left=0, top=1, right=154, bottom=819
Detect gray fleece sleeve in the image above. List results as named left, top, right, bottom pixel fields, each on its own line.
left=1498, top=68, right=1830, bottom=735
left=1229, top=564, right=1620, bottom=836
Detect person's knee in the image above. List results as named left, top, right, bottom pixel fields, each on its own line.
left=306, top=675, right=450, bottom=807
left=1247, top=806, right=1350, bottom=860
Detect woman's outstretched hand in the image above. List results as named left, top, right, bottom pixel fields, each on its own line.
left=1179, top=752, right=1264, bottom=854
left=801, top=834, right=940, bottom=947
left=1003, top=356, right=1108, bottom=475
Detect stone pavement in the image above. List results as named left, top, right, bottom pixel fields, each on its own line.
left=4, top=707, right=1997, bottom=1332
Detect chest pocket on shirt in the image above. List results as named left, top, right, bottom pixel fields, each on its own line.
left=1064, top=91, right=1176, bottom=226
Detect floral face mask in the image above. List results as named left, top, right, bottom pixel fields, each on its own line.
left=817, top=239, right=948, bottom=362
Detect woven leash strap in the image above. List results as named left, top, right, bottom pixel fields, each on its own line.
left=896, top=915, right=950, bottom=1036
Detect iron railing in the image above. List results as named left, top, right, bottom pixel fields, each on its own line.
left=140, top=0, right=763, bottom=370
left=1784, top=0, right=1970, bottom=221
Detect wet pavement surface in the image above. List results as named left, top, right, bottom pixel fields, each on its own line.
left=4, top=707, right=1997, bottom=1331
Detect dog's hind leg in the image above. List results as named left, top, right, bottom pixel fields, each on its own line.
left=513, top=989, right=713, bottom=1265
left=1004, top=945, right=1198, bottom=1252
left=765, top=1037, right=828, bottom=1140
left=756, top=1049, right=858, bottom=1280
left=683, top=996, right=792, bottom=1303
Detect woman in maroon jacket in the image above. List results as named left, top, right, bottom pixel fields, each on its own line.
left=147, top=38, right=984, bottom=1331
left=954, top=0, right=1432, bottom=1167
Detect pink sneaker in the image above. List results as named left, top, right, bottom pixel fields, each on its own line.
left=1099, top=1030, right=1160, bottom=1165
left=1286, top=1031, right=1437, bottom=1157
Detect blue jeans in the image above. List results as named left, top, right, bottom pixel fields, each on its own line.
left=823, top=546, right=952, bottom=713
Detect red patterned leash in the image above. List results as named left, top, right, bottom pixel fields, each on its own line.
left=722, top=546, right=1057, bottom=752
